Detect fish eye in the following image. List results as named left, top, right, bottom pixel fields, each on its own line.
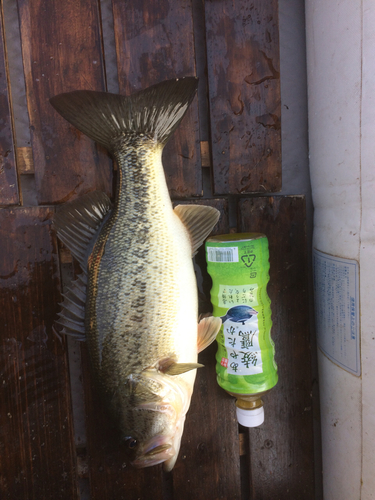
left=127, top=438, right=137, bottom=449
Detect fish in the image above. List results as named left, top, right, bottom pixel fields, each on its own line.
left=221, top=305, right=259, bottom=325
left=50, top=78, right=222, bottom=471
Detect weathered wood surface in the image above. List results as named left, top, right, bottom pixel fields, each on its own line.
left=0, top=0, right=320, bottom=498
left=17, top=0, right=112, bottom=205
left=0, top=7, right=19, bottom=206
left=0, top=207, right=78, bottom=499
left=238, top=196, right=315, bottom=499
left=173, top=341, right=242, bottom=500
left=112, top=0, right=202, bottom=198
left=172, top=199, right=243, bottom=500
left=80, top=342, right=165, bottom=500
left=206, top=0, right=281, bottom=195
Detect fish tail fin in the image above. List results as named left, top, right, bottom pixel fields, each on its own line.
left=49, top=78, right=198, bottom=151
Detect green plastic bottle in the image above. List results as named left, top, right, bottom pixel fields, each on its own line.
left=205, top=233, right=278, bottom=427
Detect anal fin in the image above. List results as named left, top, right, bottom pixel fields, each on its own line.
left=55, top=273, right=87, bottom=341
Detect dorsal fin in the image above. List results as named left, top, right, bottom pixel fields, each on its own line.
left=174, top=205, right=220, bottom=256
left=53, top=191, right=112, bottom=270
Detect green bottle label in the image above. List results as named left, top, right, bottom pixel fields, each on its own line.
left=205, top=233, right=278, bottom=395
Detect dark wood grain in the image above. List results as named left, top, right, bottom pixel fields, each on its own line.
left=112, top=0, right=202, bottom=199
left=205, top=0, right=281, bottom=194
left=81, top=347, right=166, bottom=500
left=171, top=198, right=242, bottom=500
left=173, top=342, right=242, bottom=500
left=1, top=1, right=318, bottom=497
left=0, top=7, right=19, bottom=206
left=17, top=0, right=112, bottom=205
left=238, top=196, right=315, bottom=499
left=0, top=207, right=78, bottom=499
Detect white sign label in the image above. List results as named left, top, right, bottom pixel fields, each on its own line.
left=313, top=249, right=360, bottom=376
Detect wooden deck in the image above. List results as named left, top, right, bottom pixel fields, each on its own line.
left=0, top=1, right=317, bottom=498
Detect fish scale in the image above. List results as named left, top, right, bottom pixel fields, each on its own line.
left=50, top=78, right=222, bottom=470
left=80, top=135, right=199, bottom=451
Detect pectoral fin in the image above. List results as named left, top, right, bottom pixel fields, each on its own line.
left=125, top=373, right=163, bottom=403
left=159, top=360, right=204, bottom=376
left=198, top=316, right=222, bottom=353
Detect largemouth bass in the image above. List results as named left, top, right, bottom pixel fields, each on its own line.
left=50, top=78, right=221, bottom=471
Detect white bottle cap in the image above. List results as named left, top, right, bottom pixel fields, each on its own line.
left=236, top=405, right=264, bottom=427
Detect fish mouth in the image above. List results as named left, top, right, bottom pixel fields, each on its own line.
left=131, top=442, right=175, bottom=468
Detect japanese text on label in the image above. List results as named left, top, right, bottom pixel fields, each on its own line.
left=218, top=284, right=258, bottom=308
left=221, top=317, right=263, bottom=375
left=313, top=250, right=360, bottom=376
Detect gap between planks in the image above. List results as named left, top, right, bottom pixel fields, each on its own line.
left=16, top=146, right=34, bottom=174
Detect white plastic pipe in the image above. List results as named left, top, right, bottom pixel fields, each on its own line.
left=305, top=0, right=375, bottom=498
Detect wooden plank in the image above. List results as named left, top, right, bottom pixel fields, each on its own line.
left=0, top=6, right=19, bottom=206
left=0, top=207, right=78, bottom=499
left=17, top=0, right=112, bottom=205
left=238, top=196, right=315, bottom=499
left=205, top=0, right=281, bottom=195
left=173, top=341, right=242, bottom=500
left=112, top=0, right=202, bottom=199
left=81, top=345, right=166, bottom=500
left=170, top=199, right=242, bottom=500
